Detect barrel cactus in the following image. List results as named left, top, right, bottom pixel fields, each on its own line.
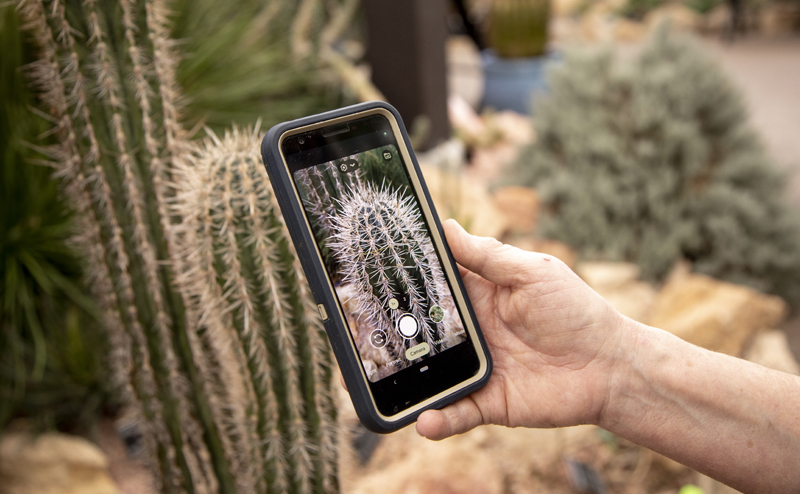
left=295, top=153, right=466, bottom=380
left=328, top=183, right=453, bottom=360
left=17, top=0, right=338, bottom=492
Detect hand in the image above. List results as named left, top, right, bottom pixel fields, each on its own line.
left=416, top=220, right=628, bottom=440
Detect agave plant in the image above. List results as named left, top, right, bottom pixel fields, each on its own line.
left=1, top=2, right=107, bottom=431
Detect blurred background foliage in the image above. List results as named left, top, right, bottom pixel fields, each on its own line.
left=509, top=28, right=800, bottom=305
left=0, top=3, right=109, bottom=432
left=173, top=0, right=358, bottom=135
left=619, top=0, right=723, bottom=19
left=2, top=0, right=364, bottom=436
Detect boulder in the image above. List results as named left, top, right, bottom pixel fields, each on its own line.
left=448, top=94, right=489, bottom=145
left=0, top=432, right=120, bottom=494
left=490, top=111, right=536, bottom=146
left=612, top=18, right=648, bottom=42
left=576, top=262, right=658, bottom=323
left=648, top=263, right=788, bottom=356
left=645, top=3, right=702, bottom=31
left=346, top=418, right=598, bottom=494
left=702, top=3, right=732, bottom=34
left=744, top=330, right=800, bottom=375
left=419, top=160, right=509, bottom=240
left=553, top=0, right=586, bottom=16
left=492, top=186, right=540, bottom=235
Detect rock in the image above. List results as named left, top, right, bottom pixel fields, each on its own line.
left=553, top=0, right=586, bottom=16
left=95, top=417, right=158, bottom=494
left=0, top=432, right=121, bottom=494
left=580, top=4, right=617, bottom=42
left=702, top=3, right=732, bottom=34
left=489, top=111, right=535, bottom=146
left=446, top=38, right=484, bottom=110
left=744, top=330, right=800, bottom=375
left=418, top=160, right=509, bottom=240
left=613, top=18, right=648, bottom=42
left=346, top=418, right=599, bottom=494
left=577, top=262, right=640, bottom=289
left=448, top=94, right=488, bottom=145
left=645, top=3, right=702, bottom=31
left=492, top=186, right=540, bottom=235
left=759, top=2, right=800, bottom=36
left=576, top=262, right=658, bottom=323
left=648, top=263, right=788, bottom=356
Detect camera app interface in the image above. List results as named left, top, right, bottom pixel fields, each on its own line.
left=290, top=135, right=468, bottom=382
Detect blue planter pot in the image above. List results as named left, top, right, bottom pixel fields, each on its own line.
left=481, top=49, right=555, bottom=115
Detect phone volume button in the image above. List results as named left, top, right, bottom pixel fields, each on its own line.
left=317, top=304, right=329, bottom=321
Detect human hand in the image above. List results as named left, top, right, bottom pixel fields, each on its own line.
left=415, top=219, right=629, bottom=440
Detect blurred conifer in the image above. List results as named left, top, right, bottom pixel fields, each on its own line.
left=510, top=28, right=800, bottom=304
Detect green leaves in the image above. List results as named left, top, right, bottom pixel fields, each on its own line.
left=1, top=3, right=106, bottom=431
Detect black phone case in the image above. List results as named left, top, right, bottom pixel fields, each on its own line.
left=260, top=101, right=492, bottom=433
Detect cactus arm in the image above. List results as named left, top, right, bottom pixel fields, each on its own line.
left=17, top=1, right=178, bottom=490
left=172, top=148, right=267, bottom=494
left=231, top=159, right=317, bottom=494
left=80, top=3, right=225, bottom=492
left=291, top=257, right=339, bottom=493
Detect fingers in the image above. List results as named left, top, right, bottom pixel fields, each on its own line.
left=443, top=219, right=533, bottom=287
left=339, top=374, right=347, bottom=392
left=415, top=397, right=485, bottom=441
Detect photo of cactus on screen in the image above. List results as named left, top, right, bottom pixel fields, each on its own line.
left=294, top=146, right=467, bottom=382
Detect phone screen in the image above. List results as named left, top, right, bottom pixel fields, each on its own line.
left=283, top=113, right=480, bottom=414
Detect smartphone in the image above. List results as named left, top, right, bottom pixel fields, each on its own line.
left=261, top=101, right=492, bottom=433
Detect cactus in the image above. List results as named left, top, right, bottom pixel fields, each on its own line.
left=328, top=182, right=450, bottom=359
left=17, top=0, right=338, bottom=492
left=173, top=126, right=338, bottom=494
left=489, top=0, right=551, bottom=58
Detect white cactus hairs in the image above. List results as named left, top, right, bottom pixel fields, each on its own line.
left=327, top=181, right=456, bottom=366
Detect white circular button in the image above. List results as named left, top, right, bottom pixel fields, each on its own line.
left=397, top=314, right=419, bottom=339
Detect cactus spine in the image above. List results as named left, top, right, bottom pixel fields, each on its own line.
left=174, top=126, right=338, bottom=494
left=18, top=0, right=338, bottom=492
left=328, top=182, right=454, bottom=366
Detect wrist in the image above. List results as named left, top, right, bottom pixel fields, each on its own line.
left=596, top=315, right=653, bottom=431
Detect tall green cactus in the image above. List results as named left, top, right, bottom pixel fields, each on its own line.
left=17, top=0, right=338, bottom=492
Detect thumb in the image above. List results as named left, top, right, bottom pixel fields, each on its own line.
left=443, top=219, right=534, bottom=288
left=415, top=397, right=485, bottom=441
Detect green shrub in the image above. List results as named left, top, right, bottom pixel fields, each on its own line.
left=509, top=28, right=800, bottom=304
